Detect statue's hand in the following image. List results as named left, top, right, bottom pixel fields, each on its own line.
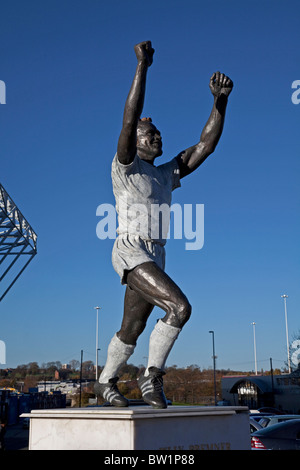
left=209, top=72, right=233, bottom=98
left=134, top=41, right=155, bottom=67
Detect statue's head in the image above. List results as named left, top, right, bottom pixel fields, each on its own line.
left=136, top=117, right=163, bottom=163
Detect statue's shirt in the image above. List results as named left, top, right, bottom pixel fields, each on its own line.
left=111, top=153, right=181, bottom=244
left=110, top=154, right=181, bottom=283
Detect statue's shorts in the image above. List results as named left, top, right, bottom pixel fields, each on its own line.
left=112, top=234, right=166, bottom=284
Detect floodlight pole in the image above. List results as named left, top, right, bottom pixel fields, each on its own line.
left=251, top=322, right=258, bottom=375
left=94, top=306, right=101, bottom=380
left=281, top=295, right=291, bottom=373
left=209, top=330, right=217, bottom=405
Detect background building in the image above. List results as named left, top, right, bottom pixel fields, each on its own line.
left=221, top=367, right=300, bottom=413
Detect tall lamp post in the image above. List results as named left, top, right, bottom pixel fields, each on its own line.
left=209, top=330, right=217, bottom=405
left=251, top=322, right=258, bottom=375
left=94, top=306, right=101, bottom=380
left=281, top=295, right=291, bottom=374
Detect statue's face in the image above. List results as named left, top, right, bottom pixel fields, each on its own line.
left=137, top=122, right=163, bottom=161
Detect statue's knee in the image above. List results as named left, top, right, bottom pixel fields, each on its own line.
left=165, top=298, right=191, bottom=328
left=178, top=299, right=192, bottom=326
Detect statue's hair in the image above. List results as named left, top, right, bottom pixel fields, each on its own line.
left=137, top=117, right=153, bottom=136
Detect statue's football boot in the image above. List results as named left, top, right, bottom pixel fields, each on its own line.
left=94, top=377, right=129, bottom=407
left=138, top=366, right=168, bottom=409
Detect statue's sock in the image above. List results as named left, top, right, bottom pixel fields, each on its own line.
left=99, top=334, right=135, bottom=383
left=145, top=320, right=181, bottom=376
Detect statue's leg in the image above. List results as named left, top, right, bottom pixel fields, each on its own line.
left=96, top=282, right=154, bottom=406
left=96, top=261, right=191, bottom=407
left=126, top=261, right=192, bottom=408
left=117, top=284, right=155, bottom=345
left=126, top=261, right=191, bottom=329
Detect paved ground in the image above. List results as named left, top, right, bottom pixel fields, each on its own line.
left=2, top=423, right=29, bottom=450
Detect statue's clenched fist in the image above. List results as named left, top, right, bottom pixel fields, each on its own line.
left=134, top=41, right=155, bottom=67
left=209, top=72, right=233, bottom=98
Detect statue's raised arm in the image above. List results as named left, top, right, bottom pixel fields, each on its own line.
left=117, top=41, right=155, bottom=165
left=176, top=71, right=233, bottom=178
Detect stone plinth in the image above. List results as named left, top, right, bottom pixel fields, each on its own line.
left=21, top=405, right=251, bottom=450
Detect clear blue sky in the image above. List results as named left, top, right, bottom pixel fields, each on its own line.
left=0, top=0, right=299, bottom=372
